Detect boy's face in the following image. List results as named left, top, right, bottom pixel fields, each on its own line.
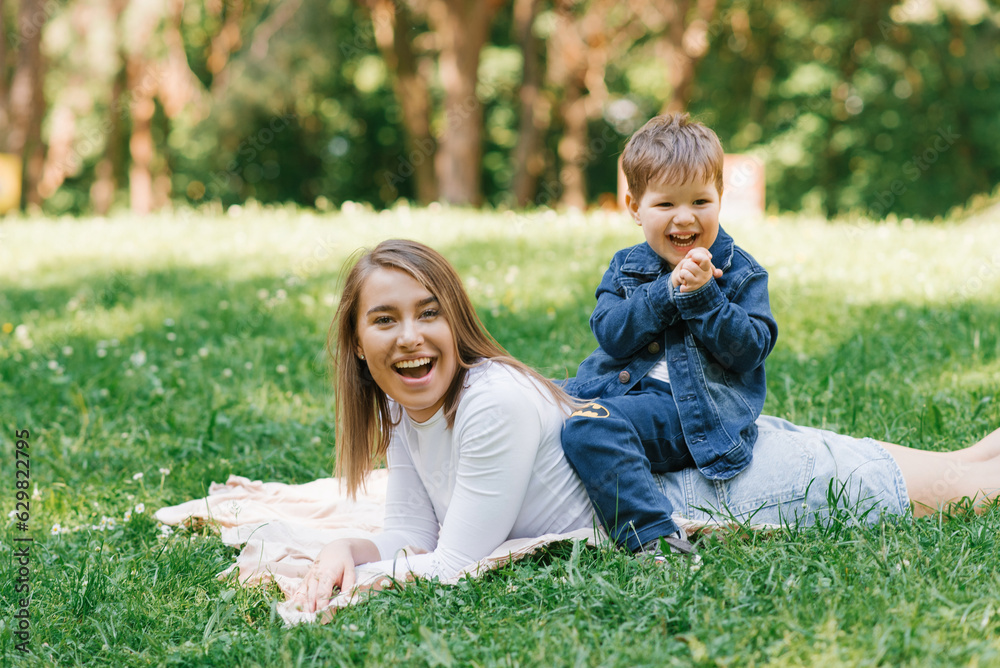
left=626, top=177, right=721, bottom=269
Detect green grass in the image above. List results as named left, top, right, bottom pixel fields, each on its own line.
left=2, top=204, right=1000, bottom=666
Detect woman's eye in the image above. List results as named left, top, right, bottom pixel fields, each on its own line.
left=373, top=315, right=393, bottom=325
left=420, top=309, right=439, bottom=319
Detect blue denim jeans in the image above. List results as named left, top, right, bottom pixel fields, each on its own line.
left=561, top=376, right=695, bottom=552
left=652, top=415, right=910, bottom=527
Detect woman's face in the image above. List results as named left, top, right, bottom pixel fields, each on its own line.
left=355, top=267, right=458, bottom=423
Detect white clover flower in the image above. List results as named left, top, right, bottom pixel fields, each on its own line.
left=159, top=467, right=170, bottom=476
left=275, top=289, right=287, bottom=300
left=276, top=364, right=288, bottom=374
left=47, top=360, right=59, bottom=370
left=244, top=362, right=253, bottom=370
left=62, top=346, right=74, bottom=356
left=164, top=318, right=175, bottom=327
left=218, top=300, right=230, bottom=310
left=166, top=332, right=177, bottom=341
left=198, top=347, right=209, bottom=358
left=257, top=289, right=269, bottom=300
left=222, top=368, right=233, bottom=378
left=130, top=350, right=147, bottom=366
left=97, top=349, right=108, bottom=358
left=132, top=472, right=144, bottom=481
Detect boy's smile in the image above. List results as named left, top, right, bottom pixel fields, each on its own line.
left=626, top=177, right=721, bottom=269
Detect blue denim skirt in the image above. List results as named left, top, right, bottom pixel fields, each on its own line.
left=652, top=415, right=911, bottom=527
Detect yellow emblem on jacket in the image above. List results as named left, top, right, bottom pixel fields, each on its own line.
left=569, top=402, right=610, bottom=419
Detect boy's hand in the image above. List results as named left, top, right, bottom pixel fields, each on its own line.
left=670, top=247, right=724, bottom=293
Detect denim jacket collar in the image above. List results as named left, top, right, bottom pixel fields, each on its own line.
left=620, top=227, right=735, bottom=278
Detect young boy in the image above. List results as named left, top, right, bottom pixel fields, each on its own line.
left=562, top=113, right=778, bottom=557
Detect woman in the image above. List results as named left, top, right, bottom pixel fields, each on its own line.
left=291, top=239, right=596, bottom=612
left=291, top=239, right=1000, bottom=613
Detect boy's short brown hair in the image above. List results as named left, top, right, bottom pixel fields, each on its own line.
left=621, top=113, right=725, bottom=201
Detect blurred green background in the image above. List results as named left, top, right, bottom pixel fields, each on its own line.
left=1, top=0, right=998, bottom=219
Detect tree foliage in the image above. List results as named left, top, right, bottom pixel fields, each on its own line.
left=0, top=0, right=997, bottom=218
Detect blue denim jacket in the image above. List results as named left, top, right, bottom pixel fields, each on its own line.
left=565, top=227, right=778, bottom=480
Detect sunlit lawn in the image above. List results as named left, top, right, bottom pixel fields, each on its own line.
left=2, top=204, right=999, bottom=666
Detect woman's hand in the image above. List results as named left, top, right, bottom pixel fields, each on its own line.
left=289, top=538, right=379, bottom=613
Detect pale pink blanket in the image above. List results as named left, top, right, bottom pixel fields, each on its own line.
left=154, top=472, right=606, bottom=625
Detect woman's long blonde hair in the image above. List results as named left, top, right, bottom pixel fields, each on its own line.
left=330, top=239, right=575, bottom=497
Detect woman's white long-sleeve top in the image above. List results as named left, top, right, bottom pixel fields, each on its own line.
left=369, top=362, right=596, bottom=579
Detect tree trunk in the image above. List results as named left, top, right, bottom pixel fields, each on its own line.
left=369, top=0, right=437, bottom=204
left=0, top=0, right=7, bottom=115
left=427, top=0, right=500, bottom=206
left=510, top=0, right=548, bottom=207
left=557, top=79, right=588, bottom=209
left=127, top=56, right=156, bottom=214
left=3, top=0, right=48, bottom=209
left=91, top=49, right=128, bottom=215
left=656, top=0, right=716, bottom=114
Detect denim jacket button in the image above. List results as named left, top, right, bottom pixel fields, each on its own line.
left=647, top=342, right=660, bottom=354
left=618, top=371, right=631, bottom=384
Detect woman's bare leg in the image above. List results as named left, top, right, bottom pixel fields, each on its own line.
left=879, top=427, right=1000, bottom=517
left=884, top=427, right=1000, bottom=463
left=944, top=426, right=1000, bottom=462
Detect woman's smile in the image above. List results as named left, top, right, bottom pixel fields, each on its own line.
left=356, top=267, right=458, bottom=422
left=393, top=356, right=435, bottom=379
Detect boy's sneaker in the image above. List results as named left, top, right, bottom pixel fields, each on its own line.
left=637, top=531, right=700, bottom=563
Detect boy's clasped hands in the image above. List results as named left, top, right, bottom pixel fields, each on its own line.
left=670, top=247, right=724, bottom=293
